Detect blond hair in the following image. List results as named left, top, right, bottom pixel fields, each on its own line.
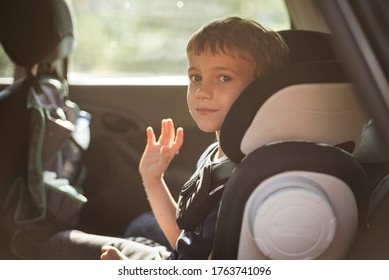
left=187, top=16, right=289, bottom=77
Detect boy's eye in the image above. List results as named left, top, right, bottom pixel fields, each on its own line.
left=218, top=75, right=231, bottom=82
left=190, top=75, right=201, bottom=82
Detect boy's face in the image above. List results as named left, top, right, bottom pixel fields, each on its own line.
left=187, top=49, right=256, bottom=133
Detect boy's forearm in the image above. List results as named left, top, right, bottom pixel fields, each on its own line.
left=142, top=177, right=181, bottom=249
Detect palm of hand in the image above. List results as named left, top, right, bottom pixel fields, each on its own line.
left=139, top=119, right=184, bottom=182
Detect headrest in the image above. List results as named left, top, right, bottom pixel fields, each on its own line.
left=0, top=0, right=75, bottom=67
left=278, top=30, right=336, bottom=64
left=220, top=30, right=367, bottom=163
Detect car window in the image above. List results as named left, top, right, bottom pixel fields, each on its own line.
left=0, top=46, right=13, bottom=79
left=69, top=0, right=290, bottom=84
left=0, top=0, right=290, bottom=84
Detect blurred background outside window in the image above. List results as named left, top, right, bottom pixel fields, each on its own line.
left=0, top=0, right=289, bottom=84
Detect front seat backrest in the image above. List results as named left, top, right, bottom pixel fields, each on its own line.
left=0, top=0, right=88, bottom=259
left=0, top=0, right=74, bottom=67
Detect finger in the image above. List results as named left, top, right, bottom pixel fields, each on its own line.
left=146, top=126, right=156, bottom=145
left=172, top=127, right=184, bottom=154
left=165, top=118, right=175, bottom=144
left=157, top=119, right=167, bottom=143
left=159, top=118, right=175, bottom=146
left=100, top=246, right=128, bottom=260
left=161, top=127, right=184, bottom=159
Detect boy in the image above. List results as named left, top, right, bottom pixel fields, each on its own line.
left=101, top=16, right=289, bottom=260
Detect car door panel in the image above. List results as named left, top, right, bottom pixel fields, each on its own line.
left=68, top=84, right=215, bottom=235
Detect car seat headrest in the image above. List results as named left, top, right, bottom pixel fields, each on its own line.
left=278, top=30, right=337, bottom=64
left=0, top=0, right=75, bottom=67
left=220, top=30, right=368, bottom=163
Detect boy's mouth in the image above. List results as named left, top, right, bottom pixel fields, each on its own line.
left=196, top=108, right=218, bottom=115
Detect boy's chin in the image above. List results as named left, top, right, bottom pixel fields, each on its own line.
left=194, top=120, right=222, bottom=134
left=197, top=126, right=218, bottom=134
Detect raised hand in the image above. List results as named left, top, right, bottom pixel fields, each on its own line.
left=137, top=119, right=184, bottom=247
left=139, top=118, right=184, bottom=186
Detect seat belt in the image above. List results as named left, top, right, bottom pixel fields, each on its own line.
left=176, top=153, right=237, bottom=231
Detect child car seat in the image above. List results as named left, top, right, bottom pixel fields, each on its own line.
left=212, top=30, right=369, bottom=260
left=0, top=0, right=88, bottom=259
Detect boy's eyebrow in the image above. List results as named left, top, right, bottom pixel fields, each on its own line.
left=187, top=66, right=198, bottom=73
left=213, top=66, right=237, bottom=73
left=187, top=65, right=238, bottom=74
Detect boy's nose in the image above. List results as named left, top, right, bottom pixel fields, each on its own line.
left=195, top=84, right=213, bottom=99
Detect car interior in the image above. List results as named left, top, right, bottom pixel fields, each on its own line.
left=0, top=0, right=388, bottom=260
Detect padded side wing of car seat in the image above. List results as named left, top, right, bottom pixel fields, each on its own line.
left=220, top=61, right=364, bottom=163
left=212, top=142, right=368, bottom=259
